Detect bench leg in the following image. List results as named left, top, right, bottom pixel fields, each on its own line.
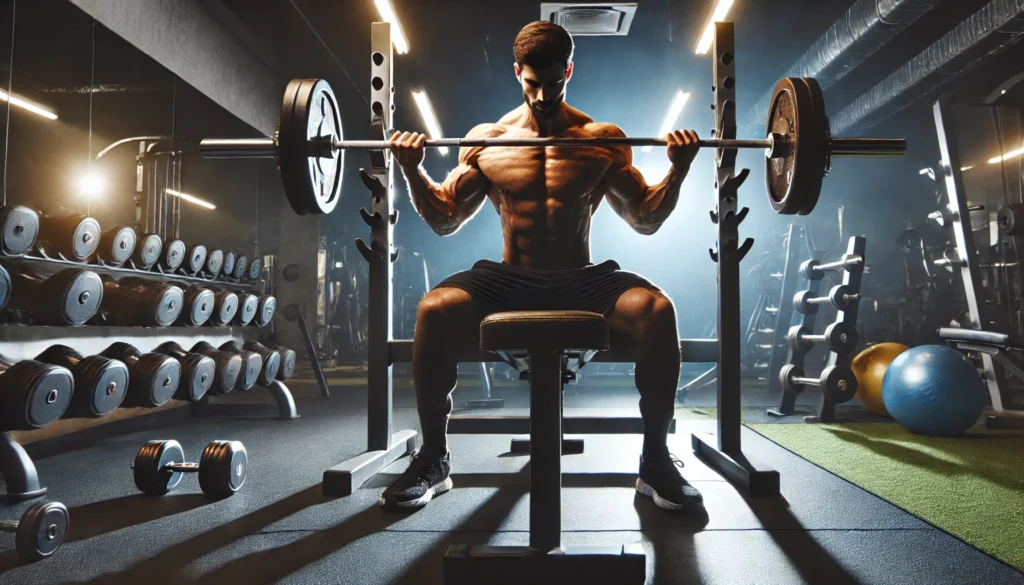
left=529, top=350, right=562, bottom=551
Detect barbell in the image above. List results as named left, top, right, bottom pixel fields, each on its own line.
left=199, top=77, right=906, bottom=216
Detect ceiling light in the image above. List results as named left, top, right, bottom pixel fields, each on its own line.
left=988, top=145, right=1024, bottom=165
left=166, top=188, right=216, bottom=210
left=643, top=90, right=690, bottom=152
left=412, top=90, right=448, bottom=156
left=78, top=168, right=106, bottom=198
left=374, top=0, right=409, bottom=54
left=0, top=88, right=57, bottom=120
left=695, top=0, right=735, bottom=55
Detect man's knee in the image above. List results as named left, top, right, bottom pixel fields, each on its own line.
left=614, top=287, right=678, bottom=341
left=418, top=288, right=474, bottom=323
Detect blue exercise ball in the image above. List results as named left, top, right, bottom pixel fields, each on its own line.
left=881, top=344, right=985, bottom=436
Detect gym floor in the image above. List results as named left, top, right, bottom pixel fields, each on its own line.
left=2, top=377, right=1023, bottom=585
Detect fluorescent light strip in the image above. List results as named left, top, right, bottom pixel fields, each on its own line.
left=0, top=88, right=57, bottom=120
left=642, top=90, right=691, bottom=152
left=988, top=145, right=1024, bottom=165
left=696, top=0, right=735, bottom=55
left=166, top=189, right=216, bottom=210
left=374, top=0, right=409, bottom=54
left=412, top=90, right=449, bottom=156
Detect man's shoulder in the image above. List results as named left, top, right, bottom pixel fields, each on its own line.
left=582, top=121, right=626, bottom=138
left=465, top=121, right=509, bottom=139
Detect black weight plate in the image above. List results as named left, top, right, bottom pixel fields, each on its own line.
left=248, top=257, right=263, bottom=281
left=180, top=353, right=215, bottom=402
left=237, top=294, right=258, bottom=326
left=185, top=288, right=215, bottom=327
left=0, top=263, right=10, bottom=310
left=50, top=269, right=103, bottom=326
left=233, top=255, right=248, bottom=280
left=206, top=249, right=224, bottom=275
left=821, top=366, right=858, bottom=403
left=238, top=352, right=262, bottom=391
left=187, top=245, right=207, bottom=274
left=0, top=205, right=40, bottom=256
left=212, top=291, right=238, bottom=326
left=76, top=356, right=129, bottom=417
left=135, top=233, right=162, bottom=268
left=222, top=251, right=236, bottom=277
left=134, top=439, right=185, bottom=495
left=198, top=440, right=247, bottom=498
left=2, top=361, right=74, bottom=429
left=161, top=239, right=186, bottom=271
left=765, top=78, right=827, bottom=216
left=214, top=353, right=243, bottom=395
left=16, top=501, right=69, bottom=561
left=148, top=284, right=184, bottom=328
left=70, top=216, right=101, bottom=260
left=275, top=346, right=296, bottom=380
left=260, top=350, right=281, bottom=386
left=256, top=295, right=276, bottom=327
left=136, top=354, right=180, bottom=408
left=998, top=204, right=1024, bottom=236
left=279, top=78, right=344, bottom=215
left=102, top=227, right=136, bottom=265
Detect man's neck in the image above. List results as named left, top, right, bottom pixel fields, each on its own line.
left=523, top=103, right=570, bottom=136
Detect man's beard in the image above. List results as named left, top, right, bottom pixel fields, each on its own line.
left=525, top=92, right=563, bottom=119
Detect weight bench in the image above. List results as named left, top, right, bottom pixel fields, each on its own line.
left=940, top=327, right=1024, bottom=428
left=443, top=310, right=645, bottom=585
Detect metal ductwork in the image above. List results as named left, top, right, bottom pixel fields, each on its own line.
left=832, top=0, right=1024, bottom=134
left=746, top=0, right=943, bottom=126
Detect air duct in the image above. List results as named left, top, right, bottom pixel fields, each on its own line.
left=540, top=3, right=638, bottom=36
left=746, top=0, right=943, bottom=127
left=831, top=0, right=1024, bottom=134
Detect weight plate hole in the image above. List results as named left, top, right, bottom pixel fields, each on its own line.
left=13, top=225, right=23, bottom=235
left=47, top=524, right=58, bottom=540
left=46, top=389, right=59, bottom=404
left=106, top=382, right=117, bottom=395
left=163, top=377, right=171, bottom=387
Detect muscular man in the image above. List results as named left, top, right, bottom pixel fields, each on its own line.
left=381, top=21, right=702, bottom=513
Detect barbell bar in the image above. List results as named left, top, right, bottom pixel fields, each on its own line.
left=198, top=77, right=907, bottom=216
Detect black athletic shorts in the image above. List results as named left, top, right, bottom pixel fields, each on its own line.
left=433, top=259, right=658, bottom=318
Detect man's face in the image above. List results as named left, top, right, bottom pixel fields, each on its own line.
left=515, top=62, right=573, bottom=119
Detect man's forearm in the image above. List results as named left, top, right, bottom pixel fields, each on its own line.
left=636, top=164, right=687, bottom=233
left=403, top=165, right=458, bottom=235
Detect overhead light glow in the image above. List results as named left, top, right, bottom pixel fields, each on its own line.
left=166, top=188, right=216, bottom=210
left=696, top=0, right=735, bottom=55
left=412, top=90, right=448, bottom=156
left=988, top=145, right=1024, bottom=165
left=78, top=168, right=106, bottom=198
left=961, top=165, right=974, bottom=172
left=374, top=0, right=409, bottom=54
left=0, top=88, right=57, bottom=120
left=643, top=90, right=691, bottom=152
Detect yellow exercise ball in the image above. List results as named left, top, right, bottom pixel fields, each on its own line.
left=851, top=342, right=910, bottom=416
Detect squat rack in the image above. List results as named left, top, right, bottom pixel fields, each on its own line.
left=322, top=21, right=779, bottom=498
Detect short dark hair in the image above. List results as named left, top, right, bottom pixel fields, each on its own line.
left=513, top=21, right=574, bottom=69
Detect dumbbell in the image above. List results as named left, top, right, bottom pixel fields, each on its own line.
left=178, top=285, right=215, bottom=327
left=101, top=343, right=181, bottom=408
left=247, top=257, right=263, bottom=282
left=36, top=345, right=128, bottom=418
left=0, top=356, right=73, bottom=431
left=36, top=213, right=101, bottom=261
left=225, top=340, right=280, bottom=386
left=94, top=226, right=137, bottom=266
left=0, top=263, right=10, bottom=311
left=799, top=254, right=864, bottom=281
left=0, top=501, right=69, bottom=561
left=157, top=341, right=240, bottom=396
left=787, top=323, right=858, bottom=354
left=100, top=279, right=184, bottom=327
left=232, top=255, right=249, bottom=280
left=0, top=205, right=40, bottom=256
left=132, top=233, right=163, bottom=270
left=793, top=285, right=860, bottom=314
left=185, top=244, right=207, bottom=276
left=234, top=292, right=259, bottom=326
left=222, top=251, right=236, bottom=278
left=208, top=289, right=239, bottom=326
left=274, top=346, right=296, bottom=380
left=160, top=238, right=186, bottom=272
left=779, top=364, right=858, bottom=402
left=253, top=294, right=276, bottom=327
left=195, top=341, right=260, bottom=391
left=205, top=248, right=225, bottom=277
left=10, top=269, right=103, bottom=326
left=133, top=439, right=247, bottom=498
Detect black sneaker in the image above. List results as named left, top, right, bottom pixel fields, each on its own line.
left=636, top=451, right=703, bottom=512
left=379, top=449, right=453, bottom=511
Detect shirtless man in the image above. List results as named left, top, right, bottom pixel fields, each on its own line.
left=381, top=21, right=702, bottom=513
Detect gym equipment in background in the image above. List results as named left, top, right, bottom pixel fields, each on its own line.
left=94, top=226, right=136, bottom=266
left=850, top=343, right=909, bottom=416
left=0, top=356, right=74, bottom=431
left=235, top=340, right=281, bottom=386
left=178, top=285, right=215, bottom=327
left=133, top=439, right=247, bottom=498
left=131, top=233, right=163, bottom=270
left=157, top=341, right=239, bottom=396
left=233, top=292, right=258, bottom=326
left=10, top=269, right=104, bottom=326
left=770, top=236, right=866, bottom=422
left=253, top=294, right=276, bottom=327
left=882, top=344, right=985, bottom=436
left=0, top=500, right=69, bottom=562
left=36, top=213, right=100, bottom=262
left=101, top=343, right=180, bottom=408
left=940, top=328, right=1024, bottom=428
left=159, top=238, right=186, bottom=272
left=184, top=244, right=207, bottom=276
left=98, top=279, right=184, bottom=327
left=0, top=205, right=40, bottom=256
left=35, top=345, right=129, bottom=418
left=208, top=289, right=239, bottom=326
left=274, top=346, right=297, bottom=380
left=194, top=341, right=260, bottom=391
left=204, top=248, right=225, bottom=277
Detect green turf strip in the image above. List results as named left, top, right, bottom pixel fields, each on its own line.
left=748, top=422, right=1024, bottom=571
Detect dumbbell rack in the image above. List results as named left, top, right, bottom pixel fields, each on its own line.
left=768, top=236, right=865, bottom=422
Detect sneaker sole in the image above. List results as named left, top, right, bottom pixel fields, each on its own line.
left=380, top=477, right=454, bottom=510
left=636, top=478, right=700, bottom=511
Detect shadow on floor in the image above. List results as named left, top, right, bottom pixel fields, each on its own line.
left=67, top=494, right=210, bottom=543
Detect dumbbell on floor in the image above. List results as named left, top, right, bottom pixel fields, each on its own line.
left=10, top=269, right=103, bottom=326
left=133, top=439, right=247, bottom=498
left=194, top=341, right=261, bottom=391
left=274, top=346, right=296, bottom=380
left=37, top=213, right=100, bottom=261
left=0, top=501, right=69, bottom=561
left=132, top=233, right=163, bottom=270
left=799, top=254, right=864, bottom=281
left=101, top=343, right=181, bottom=408
left=223, top=341, right=279, bottom=386
left=0, top=357, right=73, bottom=431
left=793, top=285, right=860, bottom=314
left=0, top=205, right=40, bottom=256
left=787, top=323, right=858, bottom=354
left=779, top=364, right=858, bottom=402
left=157, top=341, right=240, bottom=396
left=100, top=280, right=184, bottom=327
left=94, top=226, right=136, bottom=266
left=36, top=345, right=128, bottom=418
left=178, top=286, right=215, bottom=327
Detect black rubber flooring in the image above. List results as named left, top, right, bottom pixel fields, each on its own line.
left=2, top=378, right=1022, bottom=584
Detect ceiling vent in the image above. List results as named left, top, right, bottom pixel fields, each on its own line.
left=540, top=3, right=638, bottom=36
